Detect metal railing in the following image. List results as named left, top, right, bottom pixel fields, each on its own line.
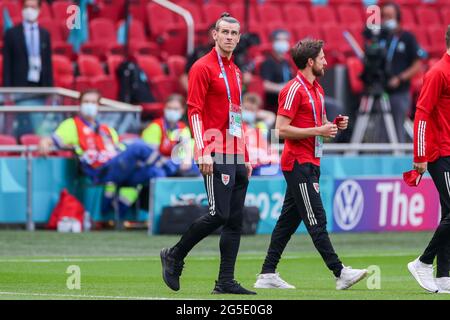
left=152, top=0, right=195, bottom=56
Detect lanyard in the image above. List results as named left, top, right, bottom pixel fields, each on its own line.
left=296, top=75, right=324, bottom=126
left=386, top=36, right=399, bottom=64
left=216, top=50, right=242, bottom=106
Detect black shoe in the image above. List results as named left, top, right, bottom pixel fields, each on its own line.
left=160, top=248, right=184, bottom=291
left=211, top=280, right=257, bottom=295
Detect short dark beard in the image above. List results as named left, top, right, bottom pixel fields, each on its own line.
left=312, top=66, right=324, bottom=77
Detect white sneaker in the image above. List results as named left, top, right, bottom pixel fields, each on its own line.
left=435, top=277, right=450, bottom=293
left=254, top=273, right=296, bottom=289
left=336, top=266, right=368, bottom=290
left=407, top=257, right=438, bottom=293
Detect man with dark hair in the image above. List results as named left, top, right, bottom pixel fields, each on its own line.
left=254, top=39, right=368, bottom=290
left=408, top=25, right=450, bottom=294
left=160, top=13, right=256, bottom=295
left=260, top=29, right=293, bottom=113
left=3, top=0, right=53, bottom=137
left=379, top=2, right=423, bottom=143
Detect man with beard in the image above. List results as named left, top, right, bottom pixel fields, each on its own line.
left=254, top=39, right=369, bottom=290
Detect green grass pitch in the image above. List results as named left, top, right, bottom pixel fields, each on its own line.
left=0, top=231, right=449, bottom=300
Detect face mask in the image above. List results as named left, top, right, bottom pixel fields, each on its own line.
left=242, top=110, right=256, bottom=124
left=165, top=109, right=182, bottom=123
left=273, top=40, right=290, bottom=54
left=22, top=8, right=40, bottom=23
left=81, top=103, right=98, bottom=118
left=384, top=19, right=398, bottom=31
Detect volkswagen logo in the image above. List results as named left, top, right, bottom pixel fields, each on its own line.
left=333, top=180, right=364, bottom=231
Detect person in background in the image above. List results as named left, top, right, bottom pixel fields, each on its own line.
left=38, top=89, right=178, bottom=220
left=260, top=29, right=293, bottom=113
left=142, top=94, right=199, bottom=177
left=379, top=2, right=424, bottom=142
left=2, top=0, right=54, bottom=137
left=241, top=92, right=279, bottom=176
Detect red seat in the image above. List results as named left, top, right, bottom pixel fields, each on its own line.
left=140, top=102, right=164, bottom=120
left=0, top=2, right=21, bottom=20
left=400, top=6, right=417, bottom=28
left=346, top=57, right=364, bottom=95
left=146, top=3, right=182, bottom=39
left=20, top=134, right=41, bottom=146
left=310, top=5, right=338, bottom=26
left=0, top=55, right=3, bottom=86
left=441, top=7, right=450, bottom=25
left=51, top=1, right=73, bottom=21
left=167, top=55, right=187, bottom=78
left=0, top=134, right=18, bottom=156
left=107, top=55, right=125, bottom=79
left=177, top=2, right=208, bottom=33
left=151, top=76, right=177, bottom=102
left=84, top=18, right=118, bottom=58
left=136, top=55, right=165, bottom=78
left=407, top=27, right=430, bottom=54
left=74, top=76, right=93, bottom=93
left=292, top=25, right=323, bottom=41
left=20, top=134, right=44, bottom=157
left=117, top=19, right=146, bottom=42
left=202, top=3, right=229, bottom=26
left=0, top=134, right=16, bottom=145
left=91, top=76, right=118, bottom=100
left=337, top=5, right=364, bottom=27
left=322, top=25, right=351, bottom=63
left=95, top=0, right=125, bottom=22
left=77, top=55, right=105, bottom=77
left=282, top=4, right=312, bottom=28
left=39, top=19, right=63, bottom=42
left=246, top=75, right=265, bottom=106
left=427, top=26, right=448, bottom=58
left=38, top=2, right=52, bottom=21
left=416, top=6, right=443, bottom=27
left=90, top=17, right=117, bottom=43
left=128, top=0, right=147, bottom=27
left=228, top=3, right=259, bottom=30
left=257, top=3, right=285, bottom=25
left=53, top=55, right=74, bottom=88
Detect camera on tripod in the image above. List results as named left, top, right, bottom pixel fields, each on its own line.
left=360, top=26, right=392, bottom=97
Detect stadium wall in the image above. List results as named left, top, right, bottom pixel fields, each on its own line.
left=0, top=156, right=441, bottom=233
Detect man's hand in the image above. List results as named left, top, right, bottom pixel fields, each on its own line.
left=335, top=115, right=349, bottom=130
left=245, top=162, right=253, bottom=178
left=413, top=162, right=427, bottom=174
left=318, top=123, right=338, bottom=138
left=38, top=137, right=53, bottom=156
left=198, top=154, right=213, bottom=176
left=388, top=76, right=401, bottom=89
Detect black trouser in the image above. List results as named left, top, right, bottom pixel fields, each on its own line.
left=172, top=153, right=249, bottom=282
left=420, top=156, right=450, bottom=278
left=261, top=162, right=343, bottom=277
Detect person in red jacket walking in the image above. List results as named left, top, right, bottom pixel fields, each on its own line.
left=408, top=25, right=450, bottom=294
left=160, top=13, right=255, bottom=295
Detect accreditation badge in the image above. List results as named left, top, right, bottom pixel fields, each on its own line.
left=229, top=102, right=242, bottom=138
left=315, top=135, right=323, bottom=158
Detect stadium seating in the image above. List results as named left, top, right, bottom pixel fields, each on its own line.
left=136, top=55, right=165, bottom=78
left=52, top=55, right=75, bottom=89
left=0, top=134, right=18, bottom=156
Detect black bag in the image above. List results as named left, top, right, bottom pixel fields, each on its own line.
left=116, top=60, right=156, bottom=104
left=159, top=205, right=260, bottom=235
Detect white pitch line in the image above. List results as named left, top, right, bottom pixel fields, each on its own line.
left=0, top=252, right=418, bottom=263
left=0, top=291, right=194, bottom=300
